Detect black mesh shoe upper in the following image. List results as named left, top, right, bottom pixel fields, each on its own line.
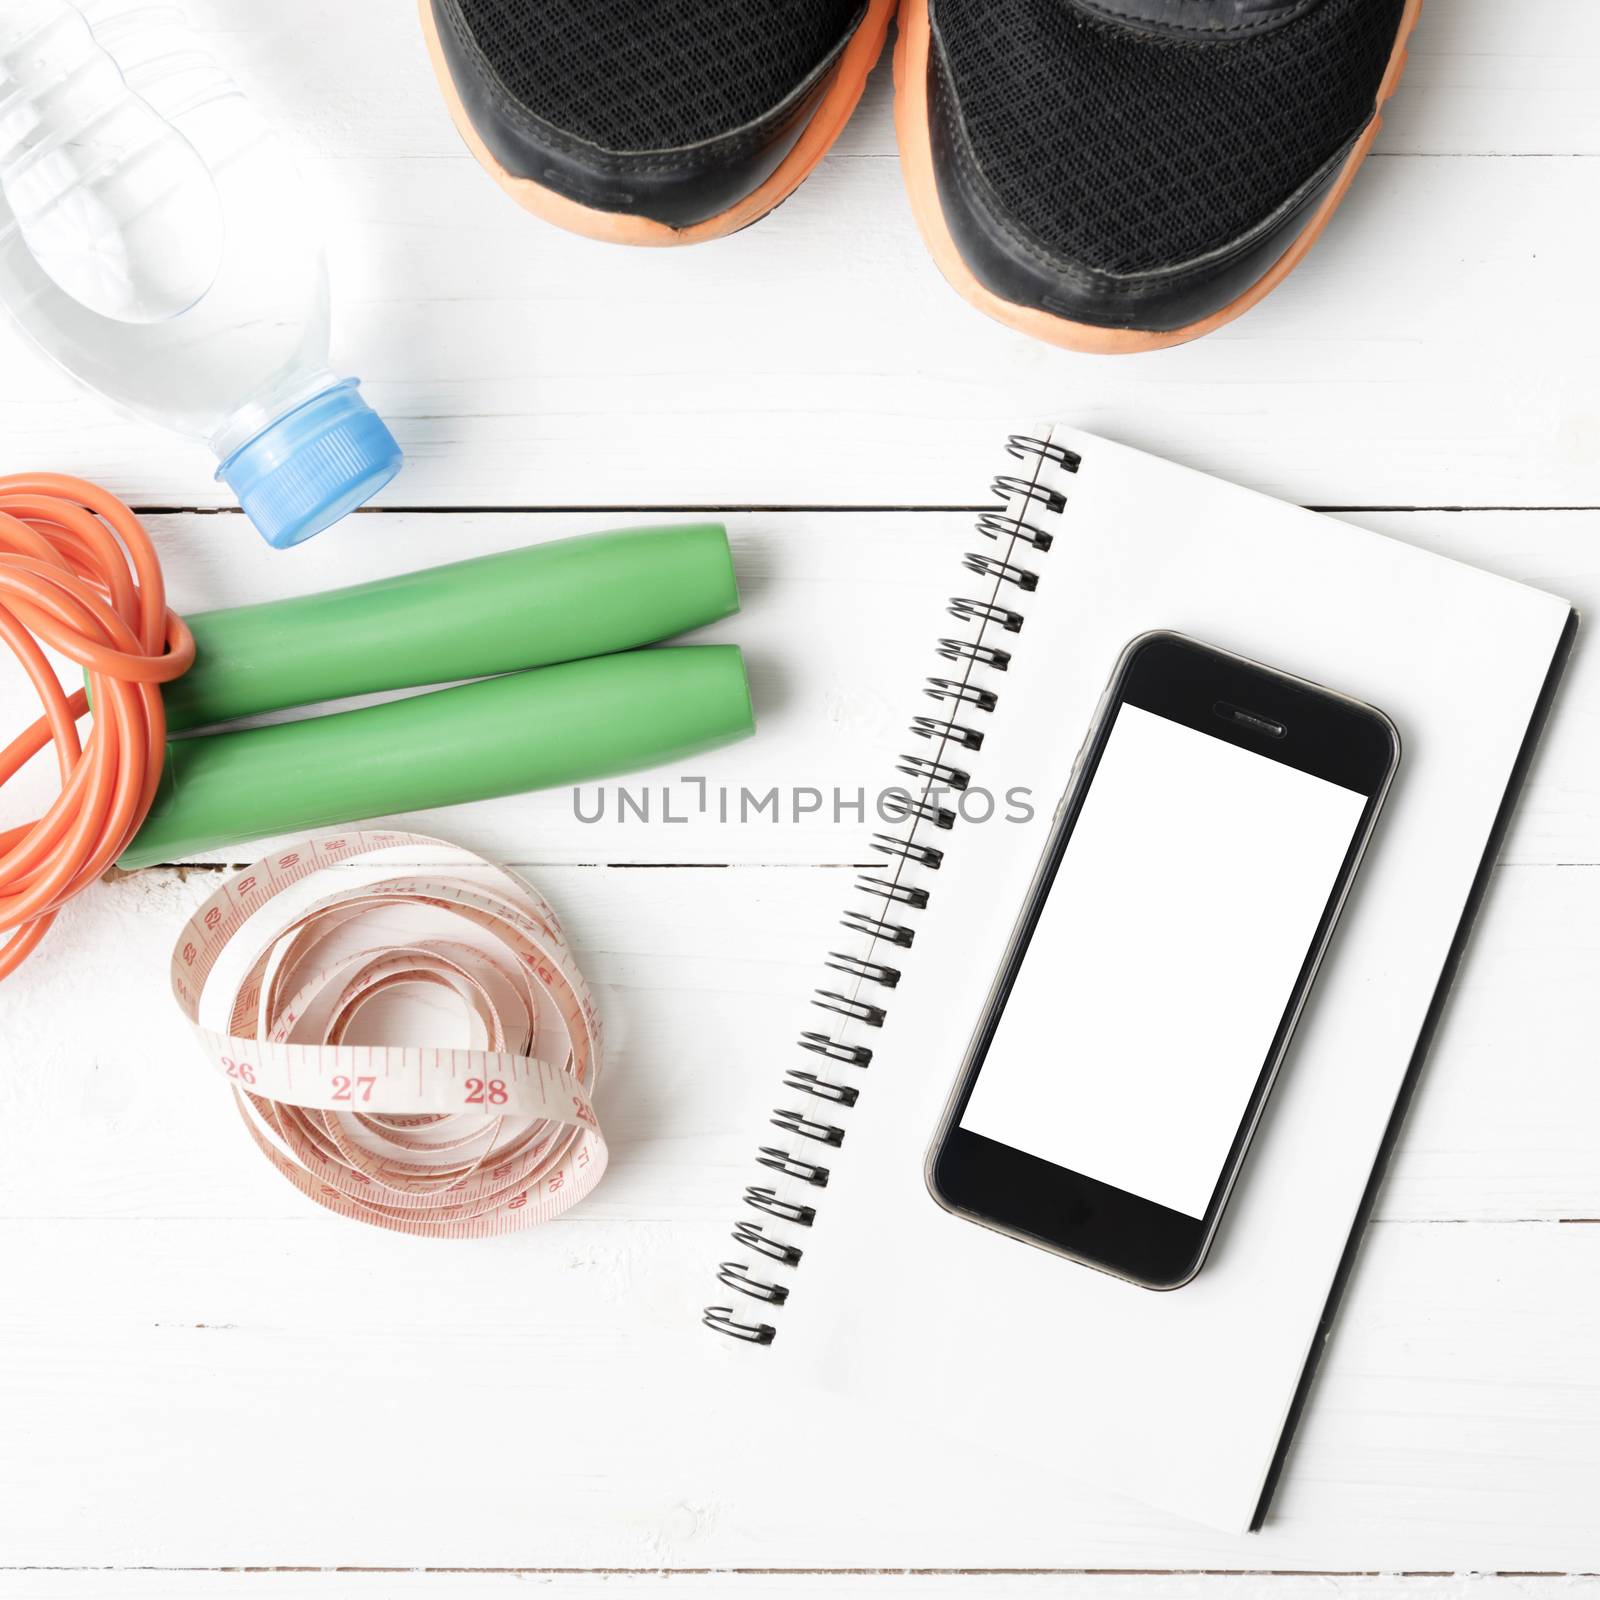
left=929, top=0, right=1407, bottom=278
left=430, top=0, right=872, bottom=229
left=455, top=0, right=865, bottom=153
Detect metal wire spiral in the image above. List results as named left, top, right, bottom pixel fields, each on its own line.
left=705, top=435, right=1076, bottom=1343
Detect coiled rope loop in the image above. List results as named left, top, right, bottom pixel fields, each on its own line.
left=0, top=474, right=193, bottom=978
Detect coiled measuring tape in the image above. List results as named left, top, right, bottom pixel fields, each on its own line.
left=170, top=830, right=605, bottom=1237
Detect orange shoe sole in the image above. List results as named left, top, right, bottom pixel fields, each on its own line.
left=419, top=0, right=897, bottom=247
left=892, top=0, right=1425, bottom=353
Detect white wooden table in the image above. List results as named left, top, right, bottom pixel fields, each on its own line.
left=2, top=2, right=1598, bottom=1594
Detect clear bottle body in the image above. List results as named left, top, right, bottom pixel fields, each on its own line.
left=0, top=1, right=399, bottom=546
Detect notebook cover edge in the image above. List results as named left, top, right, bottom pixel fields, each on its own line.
left=1248, top=603, right=1581, bottom=1531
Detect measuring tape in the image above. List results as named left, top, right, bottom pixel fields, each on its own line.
left=170, top=830, right=605, bottom=1236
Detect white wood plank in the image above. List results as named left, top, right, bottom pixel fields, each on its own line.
left=0, top=1215, right=1595, bottom=1569
left=7, top=1578, right=1599, bottom=1599
left=2, top=9, right=1599, bottom=507
left=3, top=509, right=1580, bottom=868
left=0, top=862, right=1592, bottom=1226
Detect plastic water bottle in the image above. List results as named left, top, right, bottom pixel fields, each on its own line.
left=0, top=0, right=402, bottom=548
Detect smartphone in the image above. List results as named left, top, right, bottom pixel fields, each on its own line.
left=926, top=631, right=1400, bottom=1290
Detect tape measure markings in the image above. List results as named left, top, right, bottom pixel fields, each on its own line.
left=170, top=830, right=607, bottom=1237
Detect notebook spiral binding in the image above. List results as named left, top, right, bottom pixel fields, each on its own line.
left=703, top=433, right=1080, bottom=1344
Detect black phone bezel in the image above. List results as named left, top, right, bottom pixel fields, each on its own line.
left=926, top=631, right=1400, bottom=1290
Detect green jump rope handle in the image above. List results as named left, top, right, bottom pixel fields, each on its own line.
left=161, top=523, right=740, bottom=732
left=120, top=645, right=754, bottom=868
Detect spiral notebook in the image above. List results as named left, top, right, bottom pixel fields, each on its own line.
left=701, top=425, right=1577, bottom=1532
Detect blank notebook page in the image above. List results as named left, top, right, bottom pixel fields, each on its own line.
left=763, top=426, right=1574, bottom=1532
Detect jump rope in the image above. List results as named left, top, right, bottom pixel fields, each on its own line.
left=2, top=475, right=750, bottom=1228
left=0, top=474, right=192, bottom=979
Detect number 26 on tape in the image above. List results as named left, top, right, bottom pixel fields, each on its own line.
left=222, top=1057, right=256, bottom=1085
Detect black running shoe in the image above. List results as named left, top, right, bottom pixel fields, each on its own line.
left=421, top=0, right=895, bottom=244
left=894, top=0, right=1422, bottom=351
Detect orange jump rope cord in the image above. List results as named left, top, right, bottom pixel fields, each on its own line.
left=0, top=474, right=193, bottom=979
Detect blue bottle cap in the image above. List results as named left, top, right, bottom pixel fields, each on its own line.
left=217, top=378, right=403, bottom=549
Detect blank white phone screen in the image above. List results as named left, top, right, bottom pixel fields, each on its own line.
left=959, top=702, right=1369, bottom=1220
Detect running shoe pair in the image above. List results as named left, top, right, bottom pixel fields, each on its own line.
left=421, top=0, right=1421, bottom=353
